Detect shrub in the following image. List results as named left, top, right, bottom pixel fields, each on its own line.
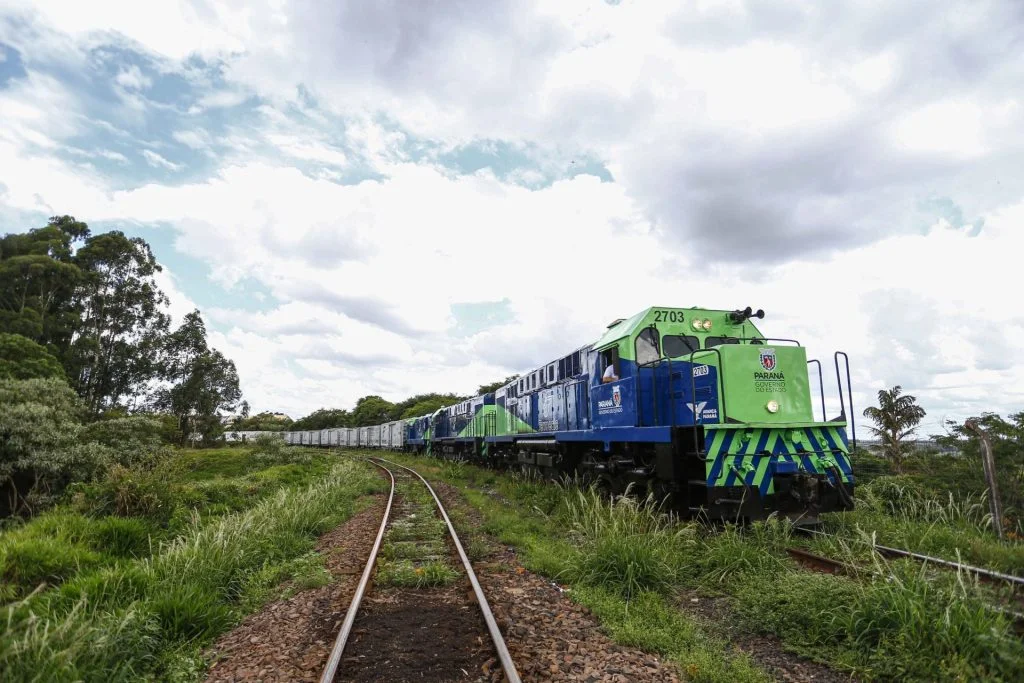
left=250, top=433, right=311, bottom=465
left=0, top=378, right=109, bottom=517
left=80, top=417, right=169, bottom=470
left=72, top=465, right=177, bottom=523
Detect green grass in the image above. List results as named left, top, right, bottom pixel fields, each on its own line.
left=814, top=476, right=1024, bottom=573
left=0, top=447, right=339, bottom=602
left=374, top=470, right=461, bottom=589
left=0, top=459, right=385, bottom=682
left=377, top=559, right=460, bottom=587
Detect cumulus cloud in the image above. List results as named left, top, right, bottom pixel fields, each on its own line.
left=1, top=0, right=1023, bottom=429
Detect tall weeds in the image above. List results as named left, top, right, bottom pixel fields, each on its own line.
left=0, top=461, right=382, bottom=681
left=561, top=489, right=691, bottom=598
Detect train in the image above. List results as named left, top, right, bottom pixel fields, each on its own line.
left=280, top=305, right=856, bottom=523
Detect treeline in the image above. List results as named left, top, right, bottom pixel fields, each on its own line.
left=1, top=216, right=242, bottom=516
left=286, top=376, right=520, bottom=431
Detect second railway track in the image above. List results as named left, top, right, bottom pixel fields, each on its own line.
left=320, top=457, right=520, bottom=683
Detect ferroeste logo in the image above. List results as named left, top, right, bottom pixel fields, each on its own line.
left=759, top=348, right=777, bottom=371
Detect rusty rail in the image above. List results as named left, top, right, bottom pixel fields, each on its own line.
left=319, top=459, right=396, bottom=683
left=371, top=456, right=522, bottom=683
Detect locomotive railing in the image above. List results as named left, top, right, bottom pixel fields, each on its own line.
left=807, top=359, right=827, bottom=422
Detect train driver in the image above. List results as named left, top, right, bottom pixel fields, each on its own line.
left=602, top=360, right=619, bottom=383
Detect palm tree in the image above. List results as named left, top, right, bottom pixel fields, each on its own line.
left=862, top=386, right=927, bottom=473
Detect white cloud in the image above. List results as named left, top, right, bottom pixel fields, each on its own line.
left=114, top=64, right=151, bottom=90
left=141, top=149, right=183, bottom=171
left=172, top=129, right=211, bottom=150
left=2, top=0, right=1024, bottom=431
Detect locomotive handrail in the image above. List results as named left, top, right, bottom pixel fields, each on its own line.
left=710, top=336, right=802, bottom=347
left=807, top=359, right=826, bottom=422
left=833, top=351, right=856, bottom=451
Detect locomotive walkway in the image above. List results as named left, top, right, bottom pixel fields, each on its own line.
left=321, top=457, right=520, bottom=683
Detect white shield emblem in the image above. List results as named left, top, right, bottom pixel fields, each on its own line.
left=759, top=348, right=777, bottom=371
left=612, top=385, right=621, bottom=407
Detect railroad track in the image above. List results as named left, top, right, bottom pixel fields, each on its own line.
left=794, top=527, right=1024, bottom=591
left=786, top=542, right=1024, bottom=636
left=320, top=457, right=521, bottom=683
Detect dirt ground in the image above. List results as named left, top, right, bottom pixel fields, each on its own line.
left=676, top=588, right=859, bottom=683
left=336, top=584, right=494, bottom=682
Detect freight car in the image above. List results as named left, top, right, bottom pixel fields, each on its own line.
left=286, top=306, right=855, bottom=523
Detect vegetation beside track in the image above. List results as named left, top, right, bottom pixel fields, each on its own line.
left=0, top=447, right=385, bottom=681
left=376, top=469, right=461, bottom=588
left=373, top=450, right=1024, bottom=683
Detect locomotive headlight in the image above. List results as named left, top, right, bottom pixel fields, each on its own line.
left=702, top=318, right=713, bottom=330
left=692, top=319, right=703, bottom=331
left=766, top=400, right=780, bottom=413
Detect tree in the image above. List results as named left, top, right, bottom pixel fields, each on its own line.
left=68, top=230, right=170, bottom=415
left=351, top=395, right=396, bottom=427
left=152, top=311, right=241, bottom=445
left=291, top=408, right=351, bottom=431
left=233, top=411, right=294, bottom=431
left=399, top=395, right=460, bottom=419
left=0, top=333, right=65, bottom=380
left=862, top=385, right=926, bottom=473
left=477, top=374, right=519, bottom=396
left=391, top=392, right=466, bottom=420
left=0, top=216, right=86, bottom=349
left=933, top=411, right=1024, bottom=531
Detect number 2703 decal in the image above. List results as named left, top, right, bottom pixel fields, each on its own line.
left=653, top=310, right=684, bottom=323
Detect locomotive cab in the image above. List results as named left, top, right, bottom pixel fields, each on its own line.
left=590, top=306, right=855, bottom=523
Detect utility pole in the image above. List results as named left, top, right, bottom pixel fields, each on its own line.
left=965, top=420, right=1003, bottom=540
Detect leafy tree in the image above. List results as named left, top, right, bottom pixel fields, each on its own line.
left=0, top=216, right=86, bottom=349
left=233, top=411, right=294, bottom=431
left=290, top=408, right=352, bottom=430
left=152, top=311, right=241, bottom=446
left=0, top=378, right=109, bottom=517
left=477, top=374, right=519, bottom=395
left=862, top=385, right=927, bottom=473
left=0, top=333, right=65, bottom=380
left=351, top=395, right=396, bottom=427
left=933, top=411, right=1024, bottom=532
left=392, top=392, right=466, bottom=420
left=68, top=230, right=170, bottom=415
left=399, top=396, right=459, bottom=419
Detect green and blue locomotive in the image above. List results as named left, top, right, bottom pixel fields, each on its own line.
left=402, top=305, right=855, bottom=523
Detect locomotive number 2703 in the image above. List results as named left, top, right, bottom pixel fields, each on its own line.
left=653, top=310, right=684, bottom=323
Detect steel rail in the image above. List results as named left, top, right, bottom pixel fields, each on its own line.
left=873, top=544, right=1024, bottom=589
left=797, top=527, right=1024, bottom=589
left=372, top=456, right=522, bottom=683
left=319, top=460, right=396, bottom=683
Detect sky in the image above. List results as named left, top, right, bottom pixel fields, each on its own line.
left=1, top=0, right=1022, bottom=437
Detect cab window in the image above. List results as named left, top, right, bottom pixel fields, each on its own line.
left=663, top=335, right=699, bottom=357
left=599, top=347, right=620, bottom=382
left=705, top=336, right=741, bottom=348
left=635, top=328, right=661, bottom=365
